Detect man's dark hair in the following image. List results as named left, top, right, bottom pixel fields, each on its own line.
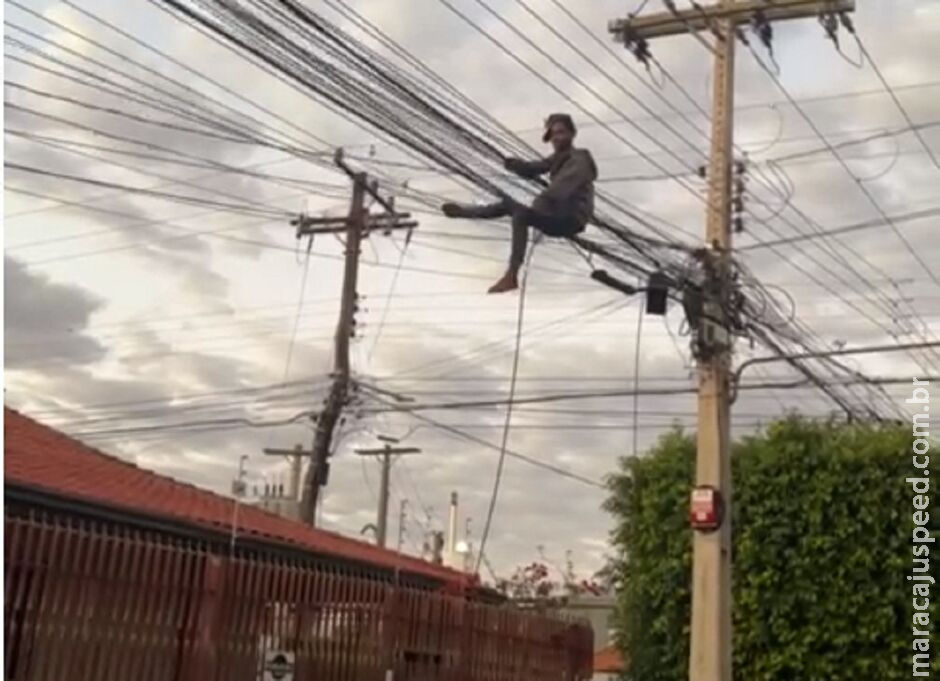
left=543, top=113, right=576, bottom=142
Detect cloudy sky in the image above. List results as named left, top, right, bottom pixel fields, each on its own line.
left=4, top=0, right=939, bottom=579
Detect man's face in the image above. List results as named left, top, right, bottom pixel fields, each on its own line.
left=548, top=122, right=574, bottom=153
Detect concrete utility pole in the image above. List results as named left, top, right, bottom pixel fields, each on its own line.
left=295, top=149, right=417, bottom=525
left=609, top=2, right=854, bottom=680
left=354, top=442, right=421, bottom=548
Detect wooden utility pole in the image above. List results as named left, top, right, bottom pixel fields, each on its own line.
left=609, top=2, right=854, bottom=680
left=354, top=443, right=421, bottom=548
left=295, top=150, right=417, bottom=525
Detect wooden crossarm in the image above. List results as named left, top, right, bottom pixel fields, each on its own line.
left=609, top=0, right=854, bottom=40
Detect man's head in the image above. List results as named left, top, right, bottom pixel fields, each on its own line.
left=543, top=113, right=576, bottom=153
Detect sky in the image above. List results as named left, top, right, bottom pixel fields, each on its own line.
left=3, top=0, right=939, bottom=579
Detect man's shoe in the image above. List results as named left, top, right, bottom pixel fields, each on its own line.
left=487, top=272, right=519, bottom=294
left=442, top=202, right=476, bottom=219
left=441, top=200, right=509, bottom=220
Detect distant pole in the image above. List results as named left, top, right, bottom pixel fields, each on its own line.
left=446, top=491, right=459, bottom=564
left=377, top=448, right=392, bottom=547
left=262, top=445, right=312, bottom=501
left=229, top=454, right=249, bottom=554
left=397, top=499, right=408, bottom=552
left=430, top=531, right=445, bottom=564
left=355, top=443, right=421, bottom=548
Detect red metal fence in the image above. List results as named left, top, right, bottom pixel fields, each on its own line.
left=5, top=511, right=593, bottom=681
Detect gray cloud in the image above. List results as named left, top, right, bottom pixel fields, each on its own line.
left=4, top=255, right=107, bottom=368
left=4, top=0, right=938, bottom=579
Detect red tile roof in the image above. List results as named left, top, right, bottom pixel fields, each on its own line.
left=592, top=644, right=624, bottom=674
left=4, top=408, right=471, bottom=587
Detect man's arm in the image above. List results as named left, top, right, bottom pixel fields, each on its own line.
left=504, top=156, right=552, bottom=179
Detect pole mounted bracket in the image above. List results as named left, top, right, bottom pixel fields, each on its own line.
left=685, top=249, right=734, bottom=361
left=589, top=269, right=672, bottom=316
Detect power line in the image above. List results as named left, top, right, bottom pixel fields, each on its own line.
left=6, top=186, right=497, bottom=283
left=741, top=37, right=940, bottom=288
left=483, top=0, right=936, bottom=383
left=359, top=393, right=605, bottom=489
left=4, top=162, right=289, bottom=218
left=850, top=31, right=940, bottom=171
left=738, top=206, right=940, bottom=251
left=563, top=0, right=927, bottom=356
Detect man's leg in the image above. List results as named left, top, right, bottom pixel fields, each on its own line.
left=441, top=198, right=511, bottom=220
left=489, top=204, right=561, bottom=294
left=509, top=208, right=529, bottom=276
left=441, top=197, right=574, bottom=294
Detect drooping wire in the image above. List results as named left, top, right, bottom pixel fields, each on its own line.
left=475, top=244, right=536, bottom=573
left=632, top=285, right=644, bottom=458
left=848, top=22, right=940, bottom=171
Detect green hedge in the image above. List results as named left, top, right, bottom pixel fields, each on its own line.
left=605, top=417, right=938, bottom=680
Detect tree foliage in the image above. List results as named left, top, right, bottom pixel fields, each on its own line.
left=606, top=417, right=938, bottom=680
left=496, top=550, right=610, bottom=605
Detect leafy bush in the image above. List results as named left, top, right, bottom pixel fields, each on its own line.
left=605, top=417, right=938, bottom=680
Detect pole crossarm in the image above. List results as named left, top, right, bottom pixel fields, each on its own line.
left=262, top=447, right=313, bottom=456
left=354, top=447, right=422, bottom=457
left=293, top=216, right=417, bottom=238
left=609, top=0, right=854, bottom=40
left=292, top=213, right=414, bottom=227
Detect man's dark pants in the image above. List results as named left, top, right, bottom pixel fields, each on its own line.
left=474, top=199, right=581, bottom=272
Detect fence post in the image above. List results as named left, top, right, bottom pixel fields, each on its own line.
left=458, top=599, right=474, bottom=681
left=180, top=553, right=225, bottom=681
left=381, top=583, right=396, bottom=681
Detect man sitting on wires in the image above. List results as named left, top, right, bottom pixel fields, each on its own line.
left=440, top=113, right=597, bottom=294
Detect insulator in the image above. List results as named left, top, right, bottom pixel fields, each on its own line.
left=839, top=12, right=855, bottom=33
left=734, top=217, right=745, bottom=233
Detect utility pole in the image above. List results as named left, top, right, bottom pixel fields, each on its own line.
left=229, top=455, right=249, bottom=553
left=397, top=499, right=408, bottom=552
left=428, top=531, right=445, bottom=564
left=262, top=444, right=312, bottom=501
left=609, top=3, right=854, bottom=681
left=295, top=149, right=417, bottom=525
left=354, top=441, right=421, bottom=548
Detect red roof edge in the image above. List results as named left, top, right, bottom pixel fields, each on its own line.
left=592, top=644, right=624, bottom=673
left=4, top=407, right=476, bottom=588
